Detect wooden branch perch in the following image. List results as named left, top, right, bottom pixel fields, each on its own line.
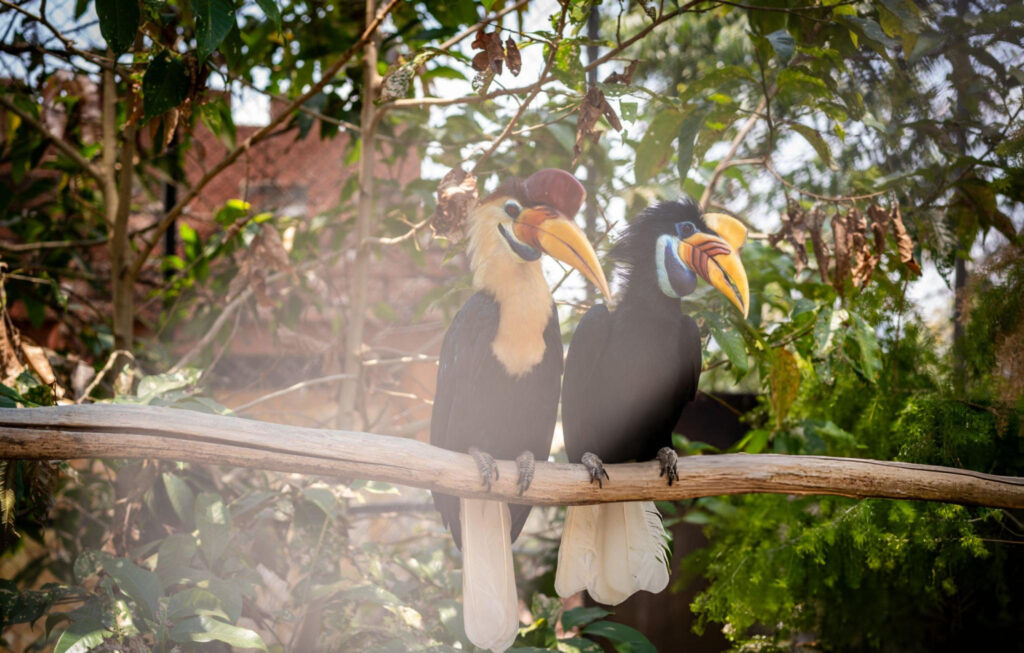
left=0, top=405, right=1022, bottom=509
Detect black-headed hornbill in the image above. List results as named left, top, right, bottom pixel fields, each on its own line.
left=555, top=199, right=749, bottom=605
left=431, top=169, right=610, bottom=651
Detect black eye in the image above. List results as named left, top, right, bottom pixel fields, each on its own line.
left=675, top=222, right=696, bottom=238
left=504, top=201, right=521, bottom=218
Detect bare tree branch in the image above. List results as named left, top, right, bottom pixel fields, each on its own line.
left=1, top=405, right=1022, bottom=509
left=128, top=0, right=402, bottom=279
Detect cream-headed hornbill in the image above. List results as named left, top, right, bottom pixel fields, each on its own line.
left=555, top=199, right=748, bottom=606
left=431, top=169, right=610, bottom=652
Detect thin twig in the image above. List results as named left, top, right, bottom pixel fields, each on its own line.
left=764, top=158, right=887, bottom=203
left=232, top=373, right=356, bottom=414
left=699, top=96, right=767, bottom=209
left=77, top=349, right=134, bottom=403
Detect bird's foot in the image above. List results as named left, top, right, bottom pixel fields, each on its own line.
left=468, top=447, right=499, bottom=491
left=515, top=451, right=535, bottom=496
left=581, top=452, right=610, bottom=489
left=657, top=447, right=679, bottom=486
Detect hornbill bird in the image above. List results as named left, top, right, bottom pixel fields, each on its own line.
left=555, top=199, right=749, bottom=606
left=431, top=169, right=611, bottom=651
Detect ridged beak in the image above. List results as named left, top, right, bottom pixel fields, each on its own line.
left=678, top=232, right=749, bottom=317
left=514, top=207, right=612, bottom=301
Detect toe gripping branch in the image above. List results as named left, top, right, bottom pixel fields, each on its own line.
left=657, top=447, right=679, bottom=486
left=468, top=447, right=499, bottom=491
left=515, top=451, right=535, bottom=496
left=581, top=452, right=610, bottom=489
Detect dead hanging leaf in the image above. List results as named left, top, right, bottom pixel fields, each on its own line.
left=471, top=69, right=495, bottom=94
left=830, top=212, right=850, bottom=291
left=772, top=200, right=810, bottom=275
left=771, top=199, right=920, bottom=294
left=505, top=37, right=522, bottom=76
left=867, top=204, right=890, bottom=253
left=808, top=207, right=831, bottom=284
left=847, top=208, right=878, bottom=288
left=380, top=50, right=443, bottom=103
left=229, top=224, right=296, bottom=307
left=573, top=86, right=622, bottom=167
left=603, top=60, right=639, bottom=86
left=890, top=203, right=922, bottom=275
left=471, top=30, right=505, bottom=74
left=431, top=167, right=478, bottom=236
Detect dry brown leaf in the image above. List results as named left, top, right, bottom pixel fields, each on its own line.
left=471, top=51, right=491, bottom=73
left=20, top=340, right=55, bottom=386
left=603, top=60, right=639, bottom=86
left=847, top=208, right=877, bottom=287
left=890, top=203, right=922, bottom=275
left=867, top=204, right=890, bottom=254
left=808, top=207, right=831, bottom=285
left=831, top=212, right=850, bottom=292
left=471, top=30, right=505, bottom=74
left=431, top=167, right=478, bottom=235
left=505, top=37, right=522, bottom=76
left=573, top=86, right=622, bottom=167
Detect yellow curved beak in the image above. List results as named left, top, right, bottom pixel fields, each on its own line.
left=679, top=232, right=749, bottom=317
left=514, top=207, right=612, bottom=301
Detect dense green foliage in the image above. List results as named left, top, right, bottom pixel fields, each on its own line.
left=1, top=0, right=1023, bottom=650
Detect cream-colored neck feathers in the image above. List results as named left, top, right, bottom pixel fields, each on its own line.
left=468, top=202, right=554, bottom=377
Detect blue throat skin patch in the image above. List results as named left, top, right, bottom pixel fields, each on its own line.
left=498, top=223, right=541, bottom=261
left=656, top=234, right=698, bottom=299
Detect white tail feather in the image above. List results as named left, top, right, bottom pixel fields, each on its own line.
left=460, top=498, right=519, bottom=652
left=556, top=501, right=670, bottom=606
left=554, top=504, right=599, bottom=598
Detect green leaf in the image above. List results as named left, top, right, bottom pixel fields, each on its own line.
left=790, top=123, right=838, bottom=171
left=766, top=29, right=796, bottom=65
left=708, top=321, right=748, bottom=374
left=731, top=428, right=771, bottom=454
left=95, top=0, right=139, bottom=54
left=634, top=108, right=685, bottom=184
left=254, top=0, right=282, bottom=34
left=851, top=313, right=881, bottom=383
left=480, top=0, right=497, bottom=10
left=170, top=615, right=267, bottom=650
left=143, top=52, right=190, bottom=122
left=193, top=0, right=237, bottom=61
left=581, top=620, right=656, bottom=653
left=770, top=348, right=801, bottom=427
left=136, top=368, right=200, bottom=401
left=96, top=553, right=163, bottom=623
left=162, top=472, right=196, bottom=528
left=167, top=588, right=229, bottom=622
left=195, top=493, right=231, bottom=565
left=675, top=111, right=704, bottom=182
left=54, top=617, right=112, bottom=653
left=302, top=485, right=337, bottom=520
left=156, top=533, right=198, bottom=584
left=561, top=606, right=611, bottom=630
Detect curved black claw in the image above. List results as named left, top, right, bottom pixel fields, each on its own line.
left=657, top=447, right=679, bottom=486
left=515, top=451, right=535, bottom=496
left=581, top=452, right=610, bottom=489
left=468, top=447, right=499, bottom=491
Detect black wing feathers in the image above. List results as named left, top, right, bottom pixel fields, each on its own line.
left=431, top=291, right=562, bottom=548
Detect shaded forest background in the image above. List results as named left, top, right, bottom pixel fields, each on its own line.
left=1, top=0, right=1023, bottom=650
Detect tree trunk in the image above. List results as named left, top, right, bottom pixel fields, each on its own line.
left=337, top=0, right=381, bottom=429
